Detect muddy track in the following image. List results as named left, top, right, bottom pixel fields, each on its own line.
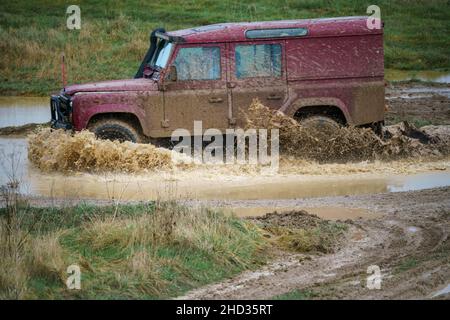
left=178, top=187, right=450, bottom=299
left=386, top=84, right=450, bottom=126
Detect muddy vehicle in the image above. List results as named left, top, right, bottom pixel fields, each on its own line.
left=50, top=16, right=385, bottom=142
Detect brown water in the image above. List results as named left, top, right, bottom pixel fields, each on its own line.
left=386, top=69, right=450, bottom=84
left=1, top=137, right=450, bottom=202
left=0, top=97, right=49, bottom=128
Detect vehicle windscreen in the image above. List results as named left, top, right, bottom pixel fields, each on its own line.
left=134, top=34, right=173, bottom=79
left=149, top=39, right=173, bottom=70
left=153, top=41, right=173, bottom=69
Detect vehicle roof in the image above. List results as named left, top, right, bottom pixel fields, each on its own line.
left=167, top=16, right=382, bottom=43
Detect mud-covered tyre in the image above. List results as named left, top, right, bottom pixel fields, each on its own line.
left=298, top=115, right=341, bottom=133
left=88, top=119, right=142, bottom=143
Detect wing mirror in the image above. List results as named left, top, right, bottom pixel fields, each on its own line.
left=143, top=65, right=153, bottom=78
left=166, top=65, right=178, bottom=82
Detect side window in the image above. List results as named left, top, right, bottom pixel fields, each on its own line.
left=235, top=44, right=281, bottom=78
left=173, top=46, right=221, bottom=80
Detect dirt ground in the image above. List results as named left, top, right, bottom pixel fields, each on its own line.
left=179, top=187, right=450, bottom=300
left=386, top=83, right=450, bottom=126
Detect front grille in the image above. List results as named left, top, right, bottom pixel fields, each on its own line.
left=50, top=94, right=73, bottom=129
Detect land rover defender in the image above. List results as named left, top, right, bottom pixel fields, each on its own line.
left=50, top=16, right=385, bottom=142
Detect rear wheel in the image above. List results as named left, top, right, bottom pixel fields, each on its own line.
left=88, top=119, right=142, bottom=143
left=298, top=115, right=342, bottom=134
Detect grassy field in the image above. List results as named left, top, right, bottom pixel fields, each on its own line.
left=0, top=190, right=347, bottom=299
left=1, top=0, right=449, bottom=96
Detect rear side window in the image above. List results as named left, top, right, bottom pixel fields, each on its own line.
left=235, top=44, right=281, bottom=78
left=173, top=47, right=221, bottom=80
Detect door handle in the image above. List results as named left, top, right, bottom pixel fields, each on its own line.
left=208, top=97, right=223, bottom=103
left=267, top=94, right=282, bottom=100
left=227, top=82, right=236, bottom=89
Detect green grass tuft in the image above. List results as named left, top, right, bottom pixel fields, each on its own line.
left=273, top=288, right=317, bottom=300
left=1, top=201, right=267, bottom=299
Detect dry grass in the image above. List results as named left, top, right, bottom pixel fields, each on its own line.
left=0, top=180, right=69, bottom=299
left=75, top=202, right=264, bottom=265
left=0, top=190, right=351, bottom=299
left=124, top=250, right=167, bottom=296
left=63, top=203, right=266, bottom=298
left=0, top=195, right=267, bottom=299
left=0, top=184, right=29, bottom=299
left=27, top=233, right=66, bottom=283
left=0, top=254, right=29, bottom=299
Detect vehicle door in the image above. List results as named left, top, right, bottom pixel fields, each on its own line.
left=162, top=43, right=229, bottom=133
left=227, top=41, right=288, bottom=127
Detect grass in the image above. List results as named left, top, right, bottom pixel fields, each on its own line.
left=395, top=257, right=419, bottom=274
left=0, top=0, right=449, bottom=95
left=0, top=200, right=267, bottom=299
left=273, top=288, right=317, bottom=300
left=0, top=193, right=350, bottom=299
left=386, top=115, right=434, bottom=128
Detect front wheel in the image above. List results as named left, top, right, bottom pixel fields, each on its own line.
left=88, top=119, right=142, bottom=143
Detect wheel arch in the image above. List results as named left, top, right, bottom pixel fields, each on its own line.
left=87, top=112, right=144, bottom=134
left=285, top=98, right=352, bottom=125
left=73, top=102, right=147, bottom=135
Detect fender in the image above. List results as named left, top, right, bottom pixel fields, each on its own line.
left=73, top=103, right=147, bottom=133
left=281, top=96, right=353, bottom=125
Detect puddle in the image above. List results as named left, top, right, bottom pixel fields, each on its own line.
left=387, top=87, right=450, bottom=99
left=387, top=171, right=450, bottom=192
left=0, top=137, right=28, bottom=186
left=227, top=206, right=381, bottom=220
left=431, top=283, right=450, bottom=298
left=1, top=137, right=450, bottom=201
left=386, top=69, right=450, bottom=84
left=0, top=96, right=49, bottom=128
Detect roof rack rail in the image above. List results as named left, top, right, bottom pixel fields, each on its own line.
left=245, top=27, right=308, bottom=39
left=155, top=31, right=185, bottom=43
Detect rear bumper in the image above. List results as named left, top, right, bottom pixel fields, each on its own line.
left=50, top=95, right=73, bottom=129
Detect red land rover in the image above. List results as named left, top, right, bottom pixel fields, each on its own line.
left=50, top=16, right=385, bottom=142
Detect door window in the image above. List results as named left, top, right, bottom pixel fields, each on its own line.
left=173, top=47, right=221, bottom=80
left=235, top=44, right=281, bottom=78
